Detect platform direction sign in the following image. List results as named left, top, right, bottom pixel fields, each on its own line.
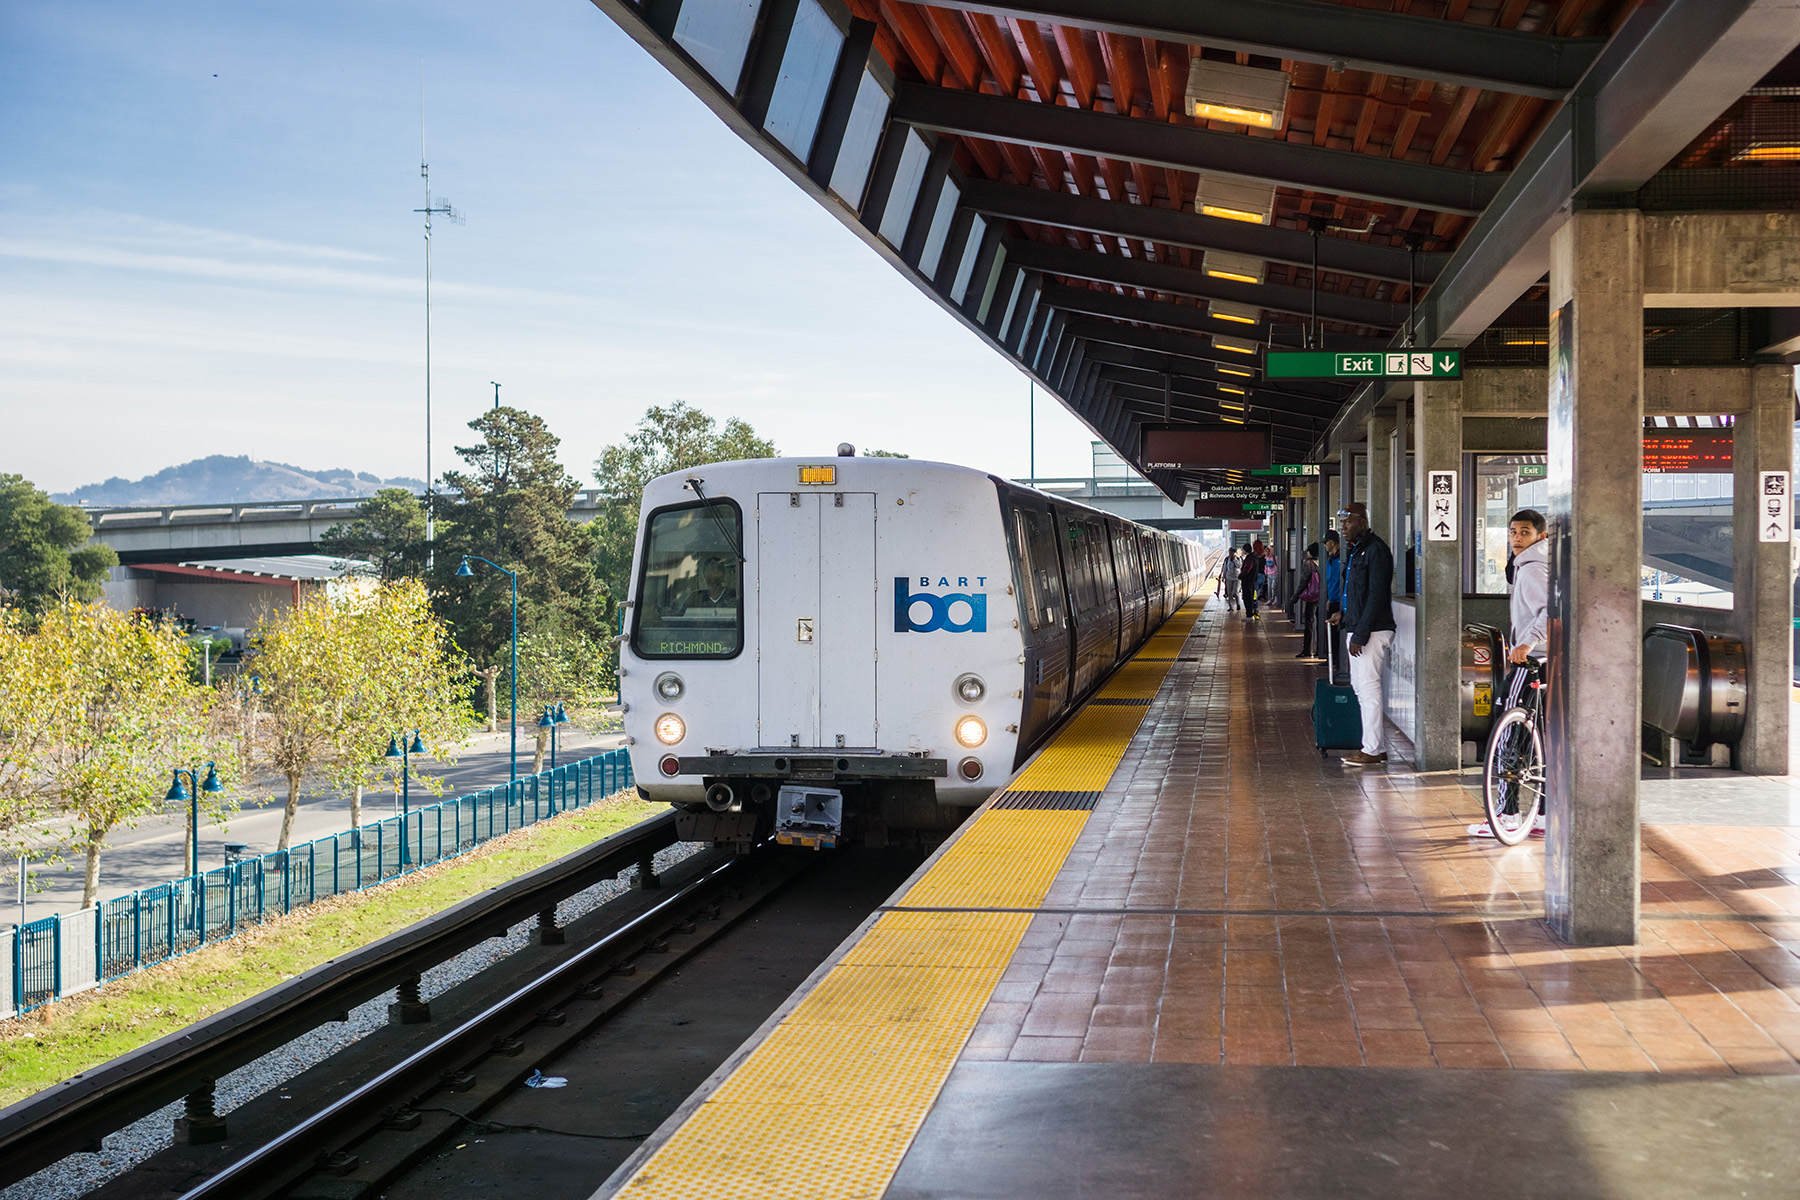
left=1242, top=503, right=1280, bottom=512
left=1265, top=349, right=1461, bottom=380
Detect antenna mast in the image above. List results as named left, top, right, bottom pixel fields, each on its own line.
left=415, top=64, right=462, bottom=568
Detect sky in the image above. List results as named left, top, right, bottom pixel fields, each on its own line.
left=0, top=0, right=1103, bottom=496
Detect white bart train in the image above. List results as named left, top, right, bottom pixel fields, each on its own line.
left=619, top=451, right=1203, bottom=846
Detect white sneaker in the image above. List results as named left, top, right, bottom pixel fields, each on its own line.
left=1467, top=822, right=1498, bottom=838
left=1530, top=812, right=1547, bottom=837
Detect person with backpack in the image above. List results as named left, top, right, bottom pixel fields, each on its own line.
left=1219, top=547, right=1239, bottom=610
left=1239, top=541, right=1263, bottom=620
left=1295, top=544, right=1323, bottom=659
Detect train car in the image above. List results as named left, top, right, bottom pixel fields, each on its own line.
left=619, top=449, right=1203, bottom=847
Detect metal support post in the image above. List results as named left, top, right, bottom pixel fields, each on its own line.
left=173, top=1079, right=228, bottom=1144
left=389, top=972, right=431, bottom=1025
left=633, top=857, right=661, bottom=891
left=536, top=906, right=564, bottom=946
left=1544, top=210, right=1643, bottom=946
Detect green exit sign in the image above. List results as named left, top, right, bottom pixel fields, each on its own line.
left=1518, top=463, right=1547, bottom=480
left=1251, top=464, right=1318, bottom=476
left=1241, top=503, right=1280, bottom=511
left=1266, top=349, right=1462, bottom=380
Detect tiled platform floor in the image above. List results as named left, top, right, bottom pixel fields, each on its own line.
left=964, top=597, right=1800, bottom=1076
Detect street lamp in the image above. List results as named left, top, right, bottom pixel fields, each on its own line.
left=537, top=702, right=570, bottom=770
left=164, top=763, right=224, bottom=878
left=455, top=556, right=518, bottom=784
left=384, top=731, right=427, bottom=866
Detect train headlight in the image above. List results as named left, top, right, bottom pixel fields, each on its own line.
left=655, top=672, right=685, bottom=702
left=954, top=715, right=987, bottom=748
left=654, top=713, right=686, bottom=745
left=955, top=674, right=985, bottom=703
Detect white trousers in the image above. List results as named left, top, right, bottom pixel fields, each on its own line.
left=1348, top=629, right=1394, bottom=755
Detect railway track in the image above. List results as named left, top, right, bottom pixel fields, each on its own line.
left=1, top=810, right=927, bottom=1200
left=177, top=845, right=816, bottom=1200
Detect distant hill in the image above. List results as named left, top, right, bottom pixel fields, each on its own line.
left=55, top=456, right=426, bottom=507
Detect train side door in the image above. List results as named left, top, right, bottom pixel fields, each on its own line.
left=818, top=492, right=877, bottom=748
left=758, top=492, right=820, bottom=747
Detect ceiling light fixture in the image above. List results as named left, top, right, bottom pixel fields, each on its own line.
left=1186, top=60, right=1291, bottom=129
left=1208, top=299, right=1261, bottom=325
left=1218, top=366, right=1254, bottom=378
left=1219, top=385, right=1247, bottom=395
left=1212, top=334, right=1259, bottom=356
left=1194, top=175, right=1276, bottom=225
left=1202, top=250, right=1266, bottom=285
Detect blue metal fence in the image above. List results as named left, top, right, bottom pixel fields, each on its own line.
left=6, top=749, right=635, bottom=1017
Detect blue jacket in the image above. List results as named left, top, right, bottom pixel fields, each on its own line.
left=1343, top=532, right=1396, bottom=646
left=1324, top=555, right=1343, bottom=606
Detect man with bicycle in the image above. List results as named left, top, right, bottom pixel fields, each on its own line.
left=1471, top=508, right=1550, bottom=839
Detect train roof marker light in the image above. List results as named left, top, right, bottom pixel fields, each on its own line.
left=1186, top=59, right=1290, bottom=130
left=1208, top=299, right=1261, bottom=326
left=1194, top=175, right=1276, bottom=225
left=1202, top=251, right=1266, bottom=286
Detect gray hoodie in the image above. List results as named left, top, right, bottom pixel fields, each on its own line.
left=1511, top=537, right=1550, bottom=657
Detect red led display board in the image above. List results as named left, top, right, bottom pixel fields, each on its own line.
left=1643, top=430, right=1732, bottom=473
left=1143, top=425, right=1271, bottom=470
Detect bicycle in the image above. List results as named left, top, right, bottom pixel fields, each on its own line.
left=1481, top=653, right=1546, bottom=845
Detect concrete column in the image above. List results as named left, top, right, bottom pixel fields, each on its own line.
left=1392, top=399, right=1410, bottom=593
left=1730, top=366, right=1796, bottom=775
left=1415, top=381, right=1464, bottom=770
left=1366, top=411, right=1394, bottom=551
left=1544, top=209, right=1643, bottom=947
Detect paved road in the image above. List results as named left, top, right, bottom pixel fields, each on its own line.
left=8, top=727, right=631, bottom=921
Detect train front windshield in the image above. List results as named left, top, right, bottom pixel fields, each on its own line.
left=632, top=500, right=744, bottom=658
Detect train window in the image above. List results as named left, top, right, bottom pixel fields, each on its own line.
left=1013, top=508, right=1064, bottom=630
left=631, top=500, right=745, bottom=659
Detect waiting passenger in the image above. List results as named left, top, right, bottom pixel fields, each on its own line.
left=1322, top=530, right=1345, bottom=682
left=1470, top=509, right=1550, bottom=838
left=1239, top=541, right=1263, bottom=621
left=1219, top=547, right=1239, bottom=609
left=1295, top=544, right=1322, bottom=660
left=1329, top=502, right=1395, bottom=766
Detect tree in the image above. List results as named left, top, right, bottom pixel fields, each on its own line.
left=0, top=606, right=64, bottom=848
left=326, top=580, right=475, bottom=826
left=514, top=624, right=613, bottom=774
left=862, top=448, right=910, bottom=458
left=26, top=602, right=236, bottom=907
left=434, top=407, right=608, bottom=731
left=590, top=402, right=777, bottom=643
left=251, top=582, right=474, bottom=847
left=318, top=489, right=428, bottom=581
left=0, top=475, right=119, bottom=614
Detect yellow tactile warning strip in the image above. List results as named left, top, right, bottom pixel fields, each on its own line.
left=610, top=598, right=1208, bottom=1200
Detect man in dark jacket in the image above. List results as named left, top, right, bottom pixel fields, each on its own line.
left=1328, top=502, right=1396, bottom=766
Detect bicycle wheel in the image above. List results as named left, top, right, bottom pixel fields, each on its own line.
left=1483, top=706, right=1544, bottom=846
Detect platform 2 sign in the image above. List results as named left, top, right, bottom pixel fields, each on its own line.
left=1265, top=350, right=1461, bottom=380
left=1426, top=470, right=1458, bottom=541
left=1761, top=472, right=1790, bottom=543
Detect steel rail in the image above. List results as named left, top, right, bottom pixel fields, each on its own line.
left=173, top=853, right=745, bottom=1200
left=0, top=811, right=678, bottom=1189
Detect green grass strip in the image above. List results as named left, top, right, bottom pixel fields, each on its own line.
left=0, top=795, right=662, bottom=1108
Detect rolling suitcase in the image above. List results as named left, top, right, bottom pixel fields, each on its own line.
left=1312, top=679, right=1362, bottom=757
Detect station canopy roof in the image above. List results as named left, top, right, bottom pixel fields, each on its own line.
left=590, top=0, right=1800, bottom=500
